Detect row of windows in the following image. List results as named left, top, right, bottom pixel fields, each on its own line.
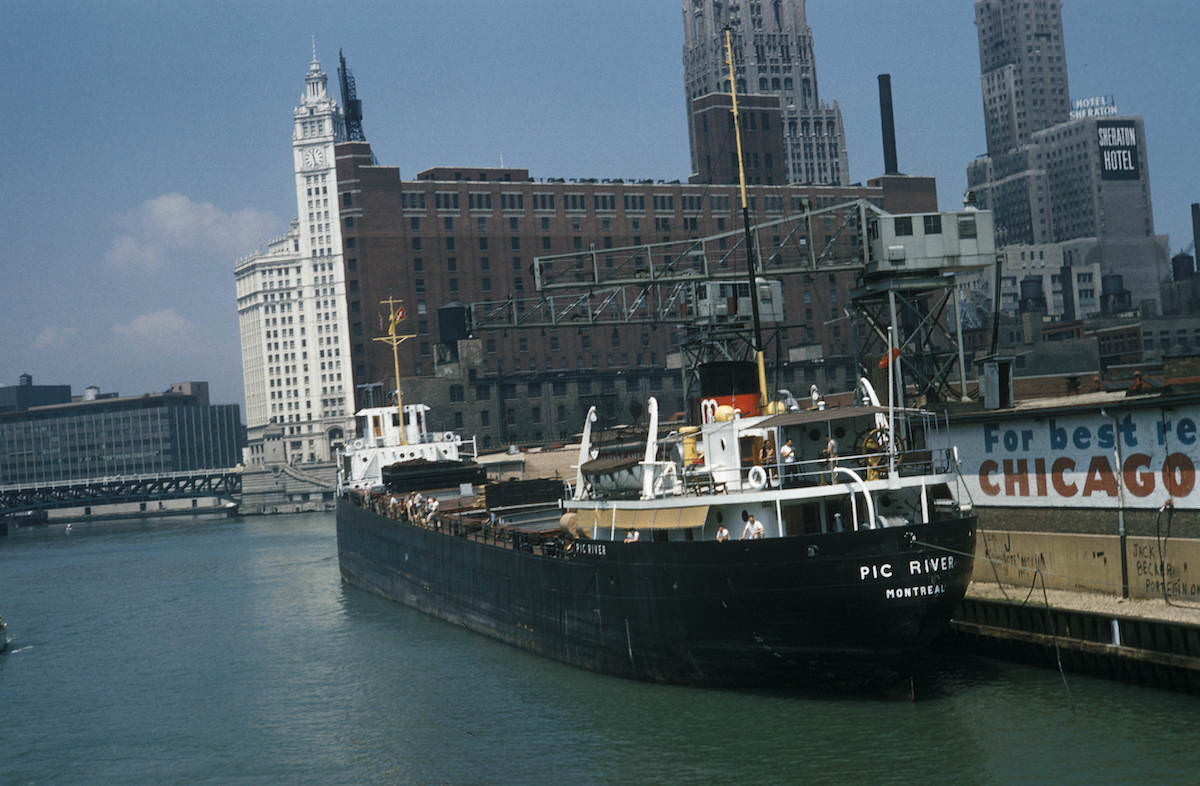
left=394, top=188, right=837, bottom=218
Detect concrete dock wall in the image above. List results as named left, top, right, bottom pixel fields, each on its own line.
left=972, top=529, right=1200, bottom=601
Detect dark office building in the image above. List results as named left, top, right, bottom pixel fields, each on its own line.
left=0, top=384, right=243, bottom=485
left=333, top=140, right=935, bottom=445
left=0, top=374, right=71, bottom=413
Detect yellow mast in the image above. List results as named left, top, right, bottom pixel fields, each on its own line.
left=724, top=28, right=770, bottom=411
left=373, top=296, right=415, bottom=445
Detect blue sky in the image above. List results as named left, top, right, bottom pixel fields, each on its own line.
left=2, top=0, right=1196, bottom=410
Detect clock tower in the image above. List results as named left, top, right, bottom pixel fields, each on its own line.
left=283, top=49, right=354, bottom=460
left=235, top=47, right=355, bottom=472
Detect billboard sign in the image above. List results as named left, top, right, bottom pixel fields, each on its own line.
left=937, top=407, right=1200, bottom=510
left=1070, top=94, right=1118, bottom=119
left=1097, top=120, right=1140, bottom=180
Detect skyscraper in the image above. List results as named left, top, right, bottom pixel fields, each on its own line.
left=965, top=0, right=1169, bottom=313
left=682, top=0, right=849, bottom=186
left=975, top=0, right=1070, bottom=156
left=235, top=52, right=356, bottom=466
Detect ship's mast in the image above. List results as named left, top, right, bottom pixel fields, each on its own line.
left=374, top=297, right=415, bottom=445
left=723, top=27, right=769, bottom=410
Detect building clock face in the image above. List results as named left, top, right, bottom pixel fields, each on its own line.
left=302, top=147, right=325, bottom=169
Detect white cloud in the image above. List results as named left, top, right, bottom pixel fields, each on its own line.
left=32, top=325, right=80, bottom=350
left=112, top=309, right=189, bottom=345
left=104, top=193, right=280, bottom=273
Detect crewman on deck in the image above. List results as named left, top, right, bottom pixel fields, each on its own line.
left=820, top=436, right=838, bottom=484
left=740, top=512, right=764, bottom=539
left=715, top=524, right=729, bottom=542
left=624, top=529, right=640, bottom=543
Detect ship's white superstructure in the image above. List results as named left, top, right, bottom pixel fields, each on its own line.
left=337, top=404, right=477, bottom=493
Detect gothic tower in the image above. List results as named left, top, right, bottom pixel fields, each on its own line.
left=682, top=0, right=850, bottom=185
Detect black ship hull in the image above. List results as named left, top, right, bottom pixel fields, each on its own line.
left=337, top=499, right=976, bottom=692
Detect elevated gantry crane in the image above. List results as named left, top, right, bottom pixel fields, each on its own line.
left=467, top=201, right=996, bottom=409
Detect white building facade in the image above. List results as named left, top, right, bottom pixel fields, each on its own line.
left=235, top=53, right=355, bottom=466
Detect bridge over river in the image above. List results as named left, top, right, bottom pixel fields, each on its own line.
left=0, top=469, right=242, bottom=518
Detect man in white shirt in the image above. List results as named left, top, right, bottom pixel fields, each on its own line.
left=741, top=514, right=764, bottom=540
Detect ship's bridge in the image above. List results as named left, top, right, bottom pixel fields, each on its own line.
left=355, top=404, right=442, bottom=448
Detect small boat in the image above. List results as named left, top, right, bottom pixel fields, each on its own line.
left=1, top=616, right=9, bottom=655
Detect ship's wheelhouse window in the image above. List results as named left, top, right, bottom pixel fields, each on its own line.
left=372, top=416, right=382, bottom=438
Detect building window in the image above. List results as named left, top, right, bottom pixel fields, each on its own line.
left=923, top=215, right=942, bottom=234
left=893, top=216, right=913, bottom=236
left=958, top=215, right=977, bottom=238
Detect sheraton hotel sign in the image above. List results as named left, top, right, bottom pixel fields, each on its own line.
left=1097, top=119, right=1140, bottom=180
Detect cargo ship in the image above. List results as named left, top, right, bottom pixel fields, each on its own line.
left=336, top=359, right=976, bottom=693
left=335, top=29, right=975, bottom=693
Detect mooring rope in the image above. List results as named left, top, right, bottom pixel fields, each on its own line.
left=913, top=537, right=1074, bottom=711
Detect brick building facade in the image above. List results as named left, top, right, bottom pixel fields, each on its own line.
left=333, top=141, right=935, bottom=446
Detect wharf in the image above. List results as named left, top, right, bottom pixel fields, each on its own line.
left=949, top=582, right=1200, bottom=694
